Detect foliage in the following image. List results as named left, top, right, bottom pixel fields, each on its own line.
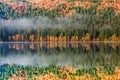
left=0, top=0, right=120, bottom=41
left=0, top=64, right=119, bottom=80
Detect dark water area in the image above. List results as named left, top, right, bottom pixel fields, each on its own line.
left=0, top=42, right=119, bottom=69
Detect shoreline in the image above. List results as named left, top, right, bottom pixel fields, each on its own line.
left=0, top=41, right=120, bottom=43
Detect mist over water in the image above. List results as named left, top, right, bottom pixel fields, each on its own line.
left=0, top=54, right=88, bottom=69
left=0, top=53, right=110, bottom=69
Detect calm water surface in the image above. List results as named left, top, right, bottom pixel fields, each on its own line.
left=0, top=42, right=120, bottom=69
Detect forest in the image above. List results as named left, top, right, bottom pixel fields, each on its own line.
left=0, top=0, right=120, bottom=42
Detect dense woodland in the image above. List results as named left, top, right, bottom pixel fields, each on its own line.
left=0, top=0, right=120, bottom=41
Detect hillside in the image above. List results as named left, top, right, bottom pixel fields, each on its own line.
left=0, top=0, right=120, bottom=19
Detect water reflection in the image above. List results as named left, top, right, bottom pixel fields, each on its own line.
left=0, top=42, right=120, bottom=69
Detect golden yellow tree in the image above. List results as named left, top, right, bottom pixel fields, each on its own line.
left=30, top=34, right=36, bottom=41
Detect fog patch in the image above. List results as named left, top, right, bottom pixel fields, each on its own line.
left=0, top=53, right=95, bottom=69
left=0, top=14, right=90, bottom=29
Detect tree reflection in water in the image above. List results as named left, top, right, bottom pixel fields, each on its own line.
left=0, top=42, right=120, bottom=69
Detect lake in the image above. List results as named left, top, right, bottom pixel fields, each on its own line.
left=0, top=42, right=120, bottom=79
left=0, top=42, right=120, bottom=68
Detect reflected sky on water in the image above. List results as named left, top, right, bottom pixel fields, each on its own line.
left=0, top=42, right=120, bottom=69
